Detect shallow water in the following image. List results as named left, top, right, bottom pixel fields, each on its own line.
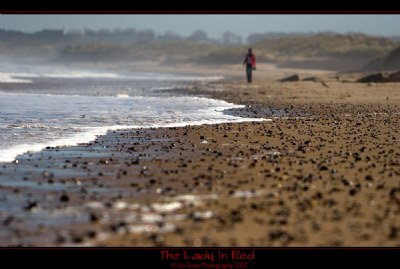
left=0, top=63, right=260, bottom=163
left=0, top=62, right=268, bottom=246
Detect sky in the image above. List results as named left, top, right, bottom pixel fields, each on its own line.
left=1, top=15, right=400, bottom=39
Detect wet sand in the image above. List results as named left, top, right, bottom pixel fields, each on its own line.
left=1, top=74, right=400, bottom=247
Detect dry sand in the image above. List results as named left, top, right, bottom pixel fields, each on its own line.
left=1, top=66, right=400, bottom=247
left=70, top=60, right=335, bottom=79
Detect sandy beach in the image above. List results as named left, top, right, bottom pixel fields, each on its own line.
left=1, top=66, right=400, bottom=247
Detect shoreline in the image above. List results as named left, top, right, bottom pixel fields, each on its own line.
left=1, top=73, right=400, bottom=246
left=46, top=60, right=337, bottom=80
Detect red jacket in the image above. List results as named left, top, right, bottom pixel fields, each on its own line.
left=244, top=53, right=256, bottom=68
left=251, top=54, right=256, bottom=68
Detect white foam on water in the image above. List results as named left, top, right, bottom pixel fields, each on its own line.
left=115, top=93, right=130, bottom=98
left=0, top=128, right=102, bottom=163
left=0, top=68, right=223, bottom=83
left=0, top=73, right=33, bottom=83
left=0, top=92, right=267, bottom=163
left=0, top=63, right=266, bottom=163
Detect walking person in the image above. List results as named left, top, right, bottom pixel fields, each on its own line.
left=243, top=48, right=256, bottom=83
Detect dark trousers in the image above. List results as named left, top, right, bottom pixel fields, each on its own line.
left=246, top=65, right=252, bottom=83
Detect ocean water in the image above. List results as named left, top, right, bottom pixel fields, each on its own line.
left=0, top=63, right=260, bottom=163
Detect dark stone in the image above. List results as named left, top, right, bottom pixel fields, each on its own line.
left=3, top=216, right=14, bottom=226
left=230, top=209, right=243, bottom=223
left=357, top=73, right=389, bottom=83
left=87, top=230, right=97, bottom=239
left=319, top=165, right=329, bottom=171
left=24, top=200, right=39, bottom=210
left=353, top=153, right=362, bottom=161
left=278, top=74, right=300, bottom=82
left=313, top=192, right=323, bottom=199
left=349, top=188, right=357, bottom=196
left=72, top=236, right=84, bottom=244
left=389, top=226, right=398, bottom=239
left=269, top=230, right=293, bottom=241
left=131, top=158, right=140, bottom=165
left=302, top=76, right=319, bottom=81
left=90, top=212, right=101, bottom=223
left=110, top=221, right=127, bottom=232
left=60, top=193, right=70, bottom=202
left=388, top=70, right=400, bottom=82
left=55, top=234, right=66, bottom=244
left=365, top=175, right=374, bottom=181
left=389, top=187, right=400, bottom=200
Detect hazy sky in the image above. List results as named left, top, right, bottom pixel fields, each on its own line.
left=1, top=15, right=400, bottom=39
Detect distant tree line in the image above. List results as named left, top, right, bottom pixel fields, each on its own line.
left=0, top=28, right=244, bottom=45
left=2, top=28, right=400, bottom=70
left=4, top=28, right=398, bottom=46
